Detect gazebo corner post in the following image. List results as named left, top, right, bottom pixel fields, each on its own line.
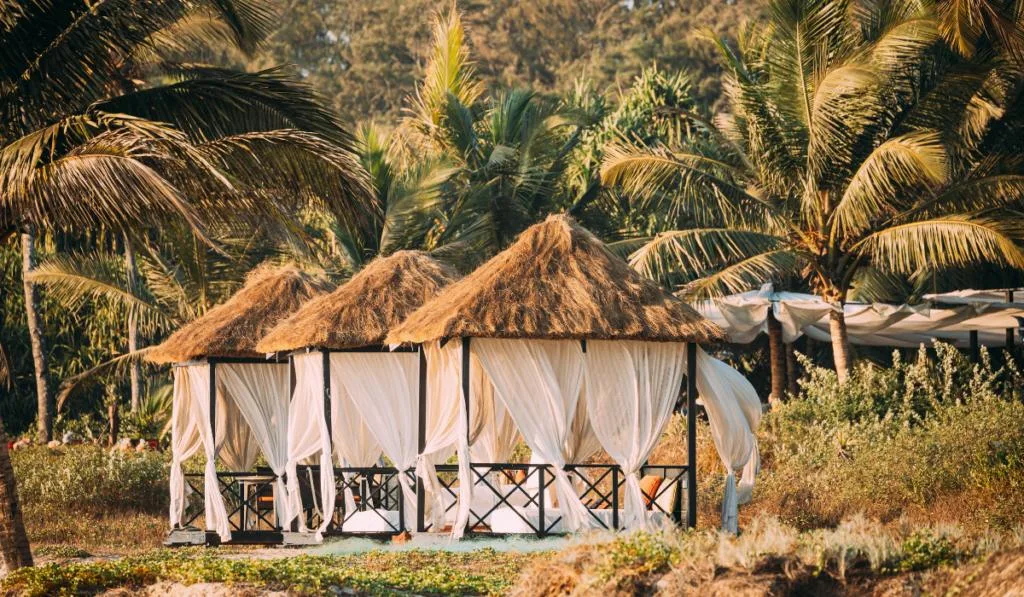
left=313, top=349, right=332, bottom=534
left=1006, top=290, right=1016, bottom=349
left=686, top=343, right=697, bottom=530
left=208, top=359, right=219, bottom=542
left=461, top=337, right=471, bottom=536
left=416, top=344, right=427, bottom=533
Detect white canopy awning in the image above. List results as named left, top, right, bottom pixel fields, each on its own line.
left=696, top=285, right=1024, bottom=348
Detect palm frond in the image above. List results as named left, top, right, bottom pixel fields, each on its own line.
left=26, top=252, right=174, bottom=335
left=855, top=215, right=1024, bottom=274
left=193, top=129, right=376, bottom=232
left=405, top=5, right=484, bottom=144
left=94, top=67, right=354, bottom=146
left=680, top=249, right=803, bottom=300
left=627, top=228, right=783, bottom=286
left=832, top=131, right=948, bottom=236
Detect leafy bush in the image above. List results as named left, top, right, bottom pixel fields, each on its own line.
left=757, top=344, right=1024, bottom=530
left=13, top=445, right=167, bottom=515
left=2, top=548, right=538, bottom=597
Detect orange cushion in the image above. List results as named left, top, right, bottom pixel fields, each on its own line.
left=639, top=476, right=663, bottom=507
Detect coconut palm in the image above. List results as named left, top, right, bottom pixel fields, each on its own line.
left=0, top=0, right=375, bottom=569
left=397, top=6, right=584, bottom=261
left=601, top=0, right=1024, bottom=383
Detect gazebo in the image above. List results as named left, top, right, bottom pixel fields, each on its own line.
left=387, top=215, right=760, bottom=536
left=148, top=265, right=331, bottom=545
left=255, top=251, right=458, bottom=540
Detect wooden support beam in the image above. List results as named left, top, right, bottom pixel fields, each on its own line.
left=209, top=361, right=217, bottom=449
left=686, top=343, right=698, bottom=529
left=416, top=345, right=427, bottom=532
left=461, top=337, right=471, bottom=535
left=1007, top=290, right=1016, bottom=349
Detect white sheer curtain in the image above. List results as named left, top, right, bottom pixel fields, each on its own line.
left=218, top=362, right=290, bottom=527
left=216, top=391, right=258, bottom=472
left=284, top=353, right=335, bottom=538
left=333, top=352, right=420, bottom=529
left=583, top=340, right=685, bottom=529
left=693, top=346, right=761, bottom=533
left=184, top=365, right=231, bottom=541
left=473, top=338, right=593, bottom=532
left=442, top=343, right=516, bottom=539
left=170, top=367, right=202, bottom=528
left=418, top=342, right=462, bottom=530
left=329, top=365, right=382, bottom=516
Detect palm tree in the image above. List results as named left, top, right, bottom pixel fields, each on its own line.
left=397, top=6, right=584, bottom=261
left=20, top=228, right=52, bottom=442
left=0, top=0, right=374, bottom=569
left=601, top=0, right=1024, bottom=383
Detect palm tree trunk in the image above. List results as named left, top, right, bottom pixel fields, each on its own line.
left=767, top=310, right=786, bottom=406
left=829, top=309, right=852, bottom=383
left=0, top=418, right=33, bottom=569
left=785, top=342, right=798, bottom=396
left=124, top=235, right=141, bottom=413
left=21, top=229, right=52, bottom=443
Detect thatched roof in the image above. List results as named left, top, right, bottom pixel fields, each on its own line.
left=256, top=251, right=458, bottom=352
left=147, top=264, right=333, bottom=364
left=386, top=215, right=726, bottom=344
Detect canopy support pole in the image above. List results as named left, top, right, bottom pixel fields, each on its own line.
left=686, top=343, right=697, bottom=530
left=321, top=350, right=332, bottom=533
left=970, top=330, right=980, bottom=363
left=416, top=344, right=427, bottom=533
left=208, top=360, right=217, bottom=448
left=461, top=337, right=471, bottom=536
left=1007, top=291, right=1015, bottom=349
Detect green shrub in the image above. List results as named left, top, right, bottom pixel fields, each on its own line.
left=13, top=445, right=168, bottom=515
left=757, top=344, right=1024, bottom=530
left=2, top=548, right=538, bottom=597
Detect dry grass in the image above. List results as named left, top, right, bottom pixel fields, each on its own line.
left=256, top=251, right=457, bottom=352
left=510, top=516, right=1024, bottom=596
left=147, top=263, right=332, bottom=363
left=26, top=512, right=167, bottom=555
left=387, top=215, right=725, bottom=345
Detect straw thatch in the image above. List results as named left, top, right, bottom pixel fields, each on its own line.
left=147, top=264, right=333, bottom=364
left=256, top=251, right=458, bottom=352
left=386, top=215, right=726, bottom=344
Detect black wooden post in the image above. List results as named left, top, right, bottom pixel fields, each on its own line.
left=322, top=350, right=332, bottom=448
left=970, top=330, right=980, bottom=363
left=686, top=343, right=697, bottom=529
left=461, top=337, right=471, bottom=535
left=537, top=466, right=546, bottom=538
left=1007, top=290, right=1016, bottom=349
left=318, top=350, right=333, bottom=533
left=288, top=355, right=296, bottom=397
left=208, top=360, right=217, bottom=451
left=416, top=345, right=427, bottom=532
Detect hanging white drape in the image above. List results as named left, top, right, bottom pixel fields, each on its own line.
left=170, top=367, right=202, bottom=528
left=330, top=364, right=383, bottom=517
left=216, top=391, right=259, bottom=472
left=693, top=346, right=761, bottom=534
left=184, top=365, right=231, bottom=541
left=333, top=352, right=420, bottom=529
left=445, top=343, right=519, bottom=538
left=473, top=338, right=594, bottom=532
left=419, top=342, right=463, bottom=530
left=583, top=341, right=685, bottom=529
left=217, top=362, right=290, bottom=528
left=284, top=353, right=335, bottom=539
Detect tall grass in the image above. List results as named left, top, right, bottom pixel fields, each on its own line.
left=756, top=343, right=1024, bottom=530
